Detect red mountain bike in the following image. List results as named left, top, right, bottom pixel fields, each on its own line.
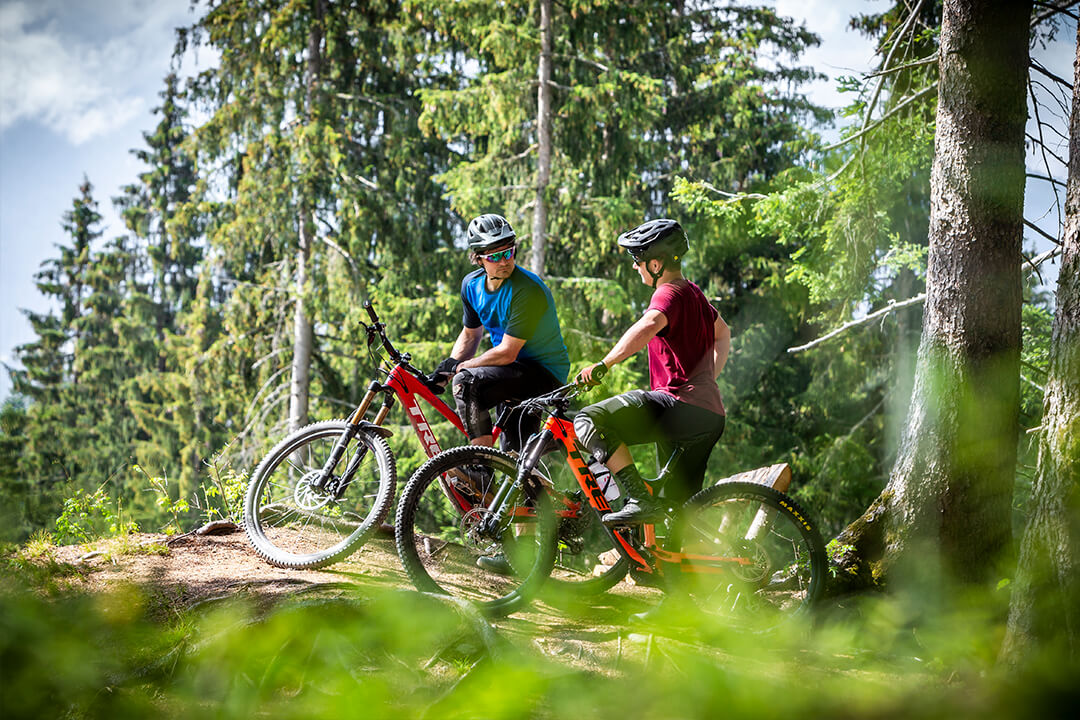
left=243, top=300, right=505, bottom=568
left=242, top=301, right=609, bottom=591
left=396, top=372, right=826, bottom=622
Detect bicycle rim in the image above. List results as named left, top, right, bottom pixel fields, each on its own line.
left=244, top=420, right=396, bottom=569
left=395, top=446, right=556, bottom=616
left=676, top=481, right=826, bottom=631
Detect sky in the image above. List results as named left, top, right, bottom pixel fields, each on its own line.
left=0, top=0, right=1075, bottom=401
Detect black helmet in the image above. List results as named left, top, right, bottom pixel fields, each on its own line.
left=617, top=219, right=689, bottom=263
left=467, top=213, right=516, bottom=252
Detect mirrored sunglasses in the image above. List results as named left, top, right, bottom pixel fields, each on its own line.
left=480, top=246, right=516, bottom=263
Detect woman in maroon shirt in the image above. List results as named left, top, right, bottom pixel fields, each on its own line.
left=575, top=219, right=730, bottom=525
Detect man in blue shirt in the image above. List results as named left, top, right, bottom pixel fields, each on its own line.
left=430, top=213, right=569, bottom=451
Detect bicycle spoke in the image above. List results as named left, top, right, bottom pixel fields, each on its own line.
left=244, top=421, right=394, bottom=569
left=396, top=446, right=557, bottom=615
left=677, top=482, right=825, bottom=631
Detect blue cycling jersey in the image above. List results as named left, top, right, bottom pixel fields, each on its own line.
left=461, top=266, right=570, bottom=382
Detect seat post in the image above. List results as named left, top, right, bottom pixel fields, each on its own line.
left=654, top=445, right=686, bottom=485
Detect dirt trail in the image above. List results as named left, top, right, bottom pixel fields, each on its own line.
left=43, top=530, right=677, bottom=674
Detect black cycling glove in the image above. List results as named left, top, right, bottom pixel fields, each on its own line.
left=426, top=357, right=460, bottom=392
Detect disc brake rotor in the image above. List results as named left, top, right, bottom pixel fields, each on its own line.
left=730, top=541, right=772, bottom=584
left=459, top=507, right=502, bottom=556
left=294, top=471, right=334, bottom=510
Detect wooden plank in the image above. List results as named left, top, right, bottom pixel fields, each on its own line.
left=717, top=463, right=792, bottom=492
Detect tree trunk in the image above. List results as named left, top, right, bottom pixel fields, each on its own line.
left=1001, top=23, right=1080, bottom=666
left=288, top=0, right=325, bottom=433
left=834, top=0, right=1030, bottom=590
left=530, top=0, right=552, bottom=277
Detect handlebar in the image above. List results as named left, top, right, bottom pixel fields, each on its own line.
left=361, top=299, right=405, bottom=365
left=363, top=300, right=379, bottom=324
left=361, top=300, right=447, bottom=395
left=362, top=298, right=607, bottom=403
left=515, top=363, right=607, bottom=415
left=589, top=363, right=608, bottom=383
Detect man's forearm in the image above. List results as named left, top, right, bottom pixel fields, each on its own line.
left=457, top=333, right=527, bottom=371
left=459, top=345, right=516, bottom=369
left=451, top=327, right=482, bottom=361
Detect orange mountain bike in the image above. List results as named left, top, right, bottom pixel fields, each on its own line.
left=396, top=371, right=827, bottom=622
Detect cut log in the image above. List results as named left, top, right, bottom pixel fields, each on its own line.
left=716, top=463, right=792, bottom=492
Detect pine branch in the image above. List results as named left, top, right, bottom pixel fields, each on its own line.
left=1021, top=373, right=1046, bottom=394
left=1026, top=172, right=1067, bottom=187
left=1032, top=118, right=1071, bottom=144
left=553, top=53, right=610, bottom=73
left=1029, top=80, right=1064, bottom=227
left=787, top=294, right=927, bottom=354
left=1030, top=59, right=1074, bottom=91
left=332, top=92, right=399, bottom=111
left=787, top=247, right=1062, bottom=353
left=856, top=0, right=929, bottom=144
left=1025, top=133, right=1068, bottom=165
left=1025, top=219, right=1062, bottom=245
left=864, top=52, right=938, bottom=79
left=698, top=182, right=768, bottom=201
left=822, top=84, right=938, bottom=152
left=1030, top=78, right=1073, bottom=117
left=1032, top=0, right=1080, bottom=25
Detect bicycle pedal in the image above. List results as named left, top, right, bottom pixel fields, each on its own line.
left=627, top=566, right=665, bottom=589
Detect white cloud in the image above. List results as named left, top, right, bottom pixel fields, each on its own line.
left=0, top=0, right=192, bottom=145
left=773, top=0, right=878, bottom=114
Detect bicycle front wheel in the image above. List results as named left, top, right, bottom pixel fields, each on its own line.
left=676, top=481, right=826, bottom=630
left=243, top=420, right=396, bottom=569
left=394, top=446, right=557, bottom=616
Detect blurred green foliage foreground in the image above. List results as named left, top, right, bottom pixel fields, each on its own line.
left=2, top=555, right=1078, bottom=720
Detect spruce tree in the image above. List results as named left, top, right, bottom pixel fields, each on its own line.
left=175, top=0, right=462, bottom=472
left=11, top=179, right=104, bottom=515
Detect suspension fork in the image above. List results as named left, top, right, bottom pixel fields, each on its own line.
left=329, top=391, right=396, bottom=497
left=313, top=382, right=391, bottom=493
left=479, top=426, right=553, bottom=536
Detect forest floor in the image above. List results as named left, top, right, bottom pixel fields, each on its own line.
left=38, top=529, right=696, bottom=678
left=15, top=530, right=1070, bottom=720
left=14, top=528, right=978, bottom=720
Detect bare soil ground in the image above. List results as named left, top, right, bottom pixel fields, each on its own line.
left=41, top=529, right=682, bottom=675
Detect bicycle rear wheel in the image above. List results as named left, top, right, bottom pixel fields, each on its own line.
left=243, top=420, right=396, bottom=569
left=675, top=481, right=826, bottom=630
left=394, top=446, right=557, bottom=616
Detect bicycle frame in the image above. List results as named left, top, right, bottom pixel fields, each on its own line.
left=532, top=410, right=756, bottom=580
left=345, top=301, right=508, bottom=514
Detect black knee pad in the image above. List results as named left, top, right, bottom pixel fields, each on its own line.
left=452, top=370, right=492, bottom=439
left=451, top=369, right=471, bottom=399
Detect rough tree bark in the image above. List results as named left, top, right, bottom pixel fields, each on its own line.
left=288, top=0, right=325, bottom=434
left=1001, top=23, right=1080, bottom=666
left=834, top=0, right=1031, bottom=590
left=530, top=0, right=552, bottom=277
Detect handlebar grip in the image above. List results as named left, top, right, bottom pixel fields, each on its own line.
left=363, top=300, right=379, bottom=323
left=593, top=363, right=608, bottom=382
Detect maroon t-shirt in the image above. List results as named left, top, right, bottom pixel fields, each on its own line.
left=646, top=279, right=725, bottom=415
